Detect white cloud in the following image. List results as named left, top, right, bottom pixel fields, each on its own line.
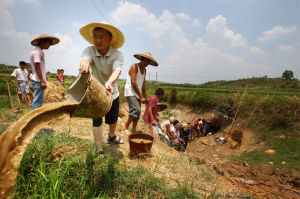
left=258, top=26, right=298, bottom=41
left=0, top=0, right=81, bottom=75
left=0, top=1, right=32, bottom=64
left=46, top=33, right=82, bottom=75
left=205, top=15, right=246, bottom=47
left=176, top=12, right=201, bottom=26
left=0, top=7, right=31, bottom=42
left=111, top=1, right=201, bottom=41
left=111, top=2, right=275, bottom=83
left=277, top=45, right=297, bottom=51
left=192, top=19, right=201, bottom=27
left=161, top=38, right=272, bottom=83
left=176, top=12, right=191, bottom=20
left=111, top=1, right=186, bottom=43
left=250, top=46, right=265, bottom=56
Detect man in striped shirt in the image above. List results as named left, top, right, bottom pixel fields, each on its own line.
left=143, top=88, right=165, bottom=135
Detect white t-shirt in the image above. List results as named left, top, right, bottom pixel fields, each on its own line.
left=124, top=64, right=145, bottom=98
left=81, top=46, right=123, bottom=100
left=11, top=68, right=29, bottom=81
left=30, top=46, right=46, bottom=82
left=161, top=120, right=175, bottom=132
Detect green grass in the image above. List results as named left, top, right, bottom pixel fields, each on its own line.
left=231, top=140, right=300, bottom=171
left=159, top=86, right=300, bottom=97
left=15, top=133, right=202, bottom=198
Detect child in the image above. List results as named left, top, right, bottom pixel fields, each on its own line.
left=60, top=69, right=65, bottom=86
left=56, top=69, right=62, bottom=85
left=143, top=88, right=164, bottom=135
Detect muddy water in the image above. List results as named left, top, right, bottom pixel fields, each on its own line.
left=0, top=102, right=78, bottom=199
left=130, top=138, right=153, bottom=144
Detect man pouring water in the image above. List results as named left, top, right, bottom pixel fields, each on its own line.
left=79, top=22, right=125, bottom=155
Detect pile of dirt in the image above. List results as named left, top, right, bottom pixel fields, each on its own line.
left=44, top=80, right=66, bottom=103
left=52, top=145, right=77, bottom=162
left=213, top=162, right=300, bottom=198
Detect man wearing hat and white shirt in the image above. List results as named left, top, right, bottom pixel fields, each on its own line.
left=123, top=52, right=158, bottom=133
left=30, top=34, right=60, bottom=110
left=79, top=22, right=125, bottom=154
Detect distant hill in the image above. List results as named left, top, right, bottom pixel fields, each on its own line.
left=199, top=77, right=300, bottom=91
left=156, top=76, right=300, bottom=91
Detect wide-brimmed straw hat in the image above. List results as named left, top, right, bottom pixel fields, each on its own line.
left=134, top=52, right=158, bottom=66
left=182, top=123, right=189, bottom=128
left=31, top=34, right=60, bottom=46
left=80, top=22, right=125, bottom=49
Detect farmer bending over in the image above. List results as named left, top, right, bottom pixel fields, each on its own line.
left=79, top=22, right=125, bottom=155
left=142, top=88, right=165, bottom=136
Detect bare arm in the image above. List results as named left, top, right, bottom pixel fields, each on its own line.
left=129, top=64, right=142, bottom=98
left=148, top=106, right=156, bottom=126
left=129, top=65, right=148, bottom=104
left=79, top=58, right=90, bottom=74
left=35, top=63, right=46, bottom=89
left=105, top=69, right=121, bottom=94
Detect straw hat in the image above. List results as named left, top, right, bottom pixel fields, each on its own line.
left=80, top=22, right=125, bottom=49
left=182, top=123, right=189, bottom=128
left=169, top=116, right=175, bottom=123
left=175, top=122, right=181, bottom=127
left=134, top=52, right=158, bottom=66
left=31, top=34, right=60, bottom=46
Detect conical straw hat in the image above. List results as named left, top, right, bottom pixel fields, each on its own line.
left=31, top=34, right=60, bottom=46
left=134, top=52, right=158, bottom=66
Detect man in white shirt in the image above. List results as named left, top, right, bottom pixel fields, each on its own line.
left=30, top=34, right=60, bottom=110
left=11, top=61, right=31, bottom=104
left=79, top=22, right=125, bottom=155
left=160, top=116, right=176, bottom=146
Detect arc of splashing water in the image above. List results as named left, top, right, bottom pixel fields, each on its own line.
left=0, top=102, right=78, bottom=199
left=0, top=73, right=112, bottom=198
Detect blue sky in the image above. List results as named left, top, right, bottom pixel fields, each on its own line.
left=0, top=0, right=299, bottom=83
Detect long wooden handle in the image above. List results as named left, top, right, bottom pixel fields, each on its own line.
left=6, top=81, right=14, bottom=109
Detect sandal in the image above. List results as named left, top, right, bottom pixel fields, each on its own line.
left=107, top=135, right=124, bottom=144
left=97, top=150, right=107, bottom=159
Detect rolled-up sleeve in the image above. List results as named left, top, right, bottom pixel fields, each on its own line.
left=81, top=47, right=93, bottom=63
left=112, top=51, right=123, bottom=71
left=32, top=50, right=41, bottom=63
left=11, top=69, right=16, bottom=77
